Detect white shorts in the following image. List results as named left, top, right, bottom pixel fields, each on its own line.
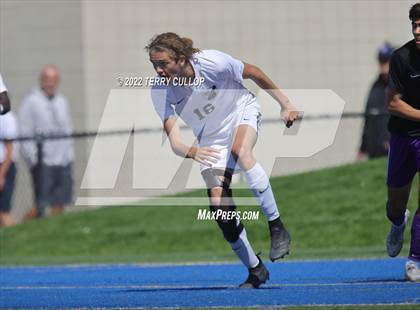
left=199, top=99, right=262, bottom=173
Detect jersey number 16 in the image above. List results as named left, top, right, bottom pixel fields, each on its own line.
left=193, top=104, right=215, bottom=120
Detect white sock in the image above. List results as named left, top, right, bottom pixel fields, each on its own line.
left=244, top=162, right=280, bottom=221
left=230, top=228, right=259, bottom=268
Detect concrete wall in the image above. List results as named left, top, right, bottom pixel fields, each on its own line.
left=0, top=0, right=415, bottom=217
left=0, top=0, right=85, bottom=219
left=79, top=0, right=413, bottom=203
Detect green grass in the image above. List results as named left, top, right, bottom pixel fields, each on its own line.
left=1, top=158, right=418, bottom=266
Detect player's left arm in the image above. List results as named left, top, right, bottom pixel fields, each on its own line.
left=0, top=91, right=10, bottom=115
left=242, top=63, right=299, bottom=127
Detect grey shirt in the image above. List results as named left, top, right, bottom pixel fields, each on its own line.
left=19, top=87, right=74, bottom=167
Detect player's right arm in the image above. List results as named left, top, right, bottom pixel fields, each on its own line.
left=163, top=117, right=220, bottom=166
left=387, top=91, right=420, bottom=121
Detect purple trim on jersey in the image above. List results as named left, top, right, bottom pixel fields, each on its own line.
left=387, top=134, right=420, bottom=188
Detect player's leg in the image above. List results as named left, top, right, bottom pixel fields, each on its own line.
left=231, top=123, right=279, bottom=220
left=405, top=140, right=420, bottom=281
left=405, top=180, right=420, bottom=281
left=0, top=212, right=13, bottom=226
left=23, top=166, right=40, bottom=220
left=0, top=163, right=16, bottom=226
left=387, top=185, right=411, bottom=257
left=203, top=169, right=258, bottom=267
left=201, top=168, right=268, bottom=288
left=386, top=135, right=415, bottom=257
left=24, top=163, right=47, bottom=220
left=231, top=123, right=290, bottom=261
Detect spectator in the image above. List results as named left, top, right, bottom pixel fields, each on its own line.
left=19, top=65, right=74, bottom=219
left=0, top=73, right=11, bottom=114
left=358, top=42, right=395, bottom=160
left=0, top=74, right=18, bottom=226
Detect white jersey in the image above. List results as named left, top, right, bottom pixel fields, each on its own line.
left=151, top=50, right=256, bottom=142
left=0, top=73, right=7, bottom=93
left=0, top=111, right=19, bottom=163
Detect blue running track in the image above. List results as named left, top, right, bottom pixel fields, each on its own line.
left=1, top=258, right=419, bottom=308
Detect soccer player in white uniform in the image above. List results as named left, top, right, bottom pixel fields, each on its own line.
left=147, top=33, right=299, bottom=288
left=0, top=110, right=18, bottom=226
left=0, top=73, right=11, bottom=115
left=0, top=73, right=17, bottom=226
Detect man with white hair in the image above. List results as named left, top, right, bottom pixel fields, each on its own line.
left=19, top=65, right=74, bottom=219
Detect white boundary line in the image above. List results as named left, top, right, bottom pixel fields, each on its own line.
left=1, top=281, right=418, bottom=290
left=0, top=257, right=407, bottom=269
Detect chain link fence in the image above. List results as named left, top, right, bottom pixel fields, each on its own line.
left=1, top=111, right=389, bottom=224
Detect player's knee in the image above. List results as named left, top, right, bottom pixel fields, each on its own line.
left=209, top=187, right=223, bottom=196
left=231, top=146, right=253, bottom=166
left=231, top=144, right=247, bottom=159
left=208, top=187, right=223, bottom=205
left=210, top=204, right=243, bottom=243
left=208, top=186, right=233, bottom=207
left=202, top=169, right=232, bottom=194
left=202, top=169, right=224, bottom=189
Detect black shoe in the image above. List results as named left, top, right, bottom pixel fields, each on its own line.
left=269, top=217, right=291, bottom=262
left=239, top=255, right=269, bottom=289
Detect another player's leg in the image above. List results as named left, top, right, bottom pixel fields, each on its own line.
left=405, top=177, right=420, bottom=281
left=24, top=164, right=47, bottom=220
left=0, top=163, right=16, bottom=226
left=202, top=169, right=268, bottom=288
left=406, top=208, right=420, bottom=281
left=386, top=135, right=415, bottom=257
left=231, top=124, right=290, bottom=261
left=386, top=186, right=411, bottom=257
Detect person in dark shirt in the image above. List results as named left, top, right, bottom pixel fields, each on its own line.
left=385, top=2, right=420, bottom=282
left=358, top=43, right=394, bottom=159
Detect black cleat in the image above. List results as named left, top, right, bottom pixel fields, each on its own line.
left=269, top=218, right=291, bottom=262
left=239, top=255, right=269, bottom=289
